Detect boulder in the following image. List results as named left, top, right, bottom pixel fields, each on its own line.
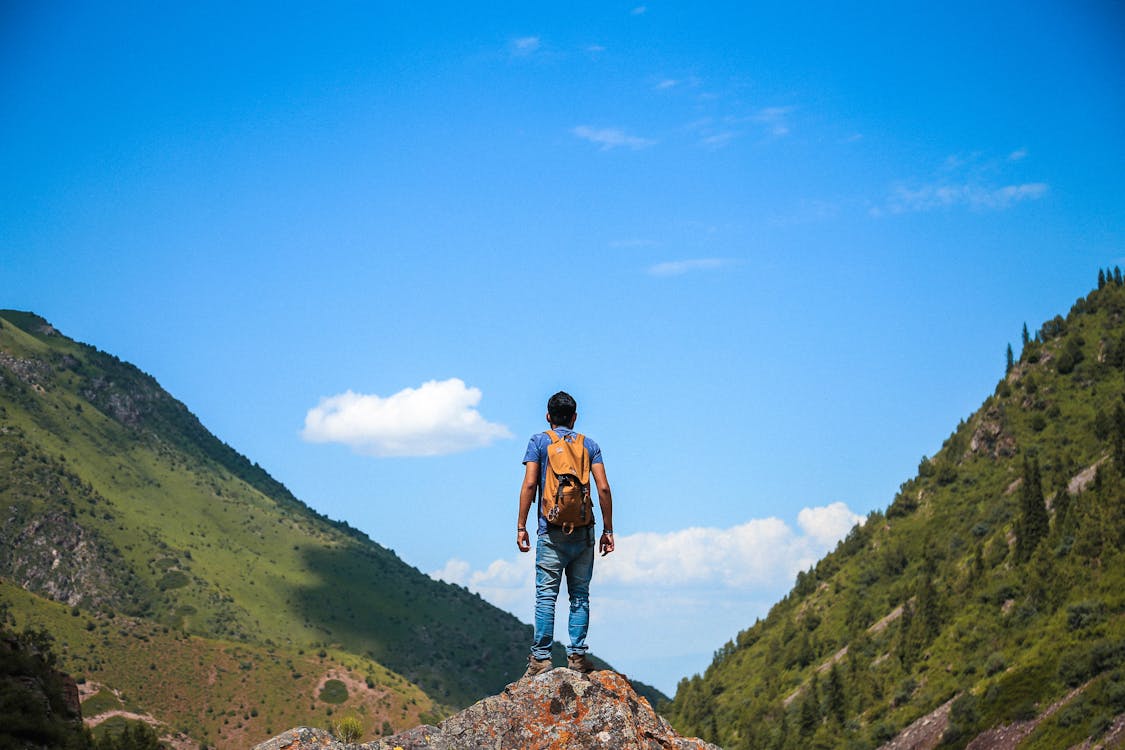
left=253, top=669, right=719, bottom=750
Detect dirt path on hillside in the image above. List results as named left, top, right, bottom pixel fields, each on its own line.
left=83, top=709, right=161, bottom=728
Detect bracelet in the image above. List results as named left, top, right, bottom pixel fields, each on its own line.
left=602, top=529, right=613, bottom=535
left=517, top=527, right=526, bottom=532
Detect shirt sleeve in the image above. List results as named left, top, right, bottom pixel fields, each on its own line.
left=585, top=437, right=603, bottom=465
left=522, top=434, right=543, bottom=464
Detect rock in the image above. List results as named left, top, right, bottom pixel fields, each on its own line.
left=253, top=669, right=719, bottom=750
left=876, top=697, right=953, bottom=750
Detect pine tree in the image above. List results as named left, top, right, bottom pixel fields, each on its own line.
left=798, top=674, right=821, bottom=736
left=1006, top=343, right=1014, bottom=374
left=825, top=664, right=847, bottom=725
left=1017, top=457, right=1049, bottom=562
left=1052, top=484, right=1071, bottom=534
left=1099, top=268, right=1107, bottom=289
left=1021, top=323, right=1031, bottom=350
left=971, top=544, right=985, bottom=581
left=915, top=558, right=941, bottom=640
left=896, top=600, right=916, bottom=667
left=1113, top=402, right=1125, bottom=473
left=1115, top=266, right=1123, bottom=286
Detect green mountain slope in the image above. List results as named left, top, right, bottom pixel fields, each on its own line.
left=664, top=275, right=1125, bottom=749
left=0, top=310, right=671, bottom=746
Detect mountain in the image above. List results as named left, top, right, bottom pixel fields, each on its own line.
left=663, top=274, right=1125, bottom=749
left=0, top=310, right=666, bottom=747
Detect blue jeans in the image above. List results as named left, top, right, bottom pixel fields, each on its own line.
left=531, top=525, right=595, bottom=660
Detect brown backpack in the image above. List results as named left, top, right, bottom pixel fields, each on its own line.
left=541, top=430, right=593, bottom=533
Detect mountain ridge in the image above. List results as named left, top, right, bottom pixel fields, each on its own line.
left=0, top=309, right=666, bottom=747
left=663, top=275, right=1125, bottom=748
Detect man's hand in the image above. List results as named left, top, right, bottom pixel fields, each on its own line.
left=599, top=531, right=614, bottom=556
left=517, top=529, right=531, bottom=552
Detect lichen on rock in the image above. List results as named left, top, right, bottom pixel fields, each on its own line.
left=253, top=669, right=720, bottom=750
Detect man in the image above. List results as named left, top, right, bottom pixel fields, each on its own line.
left=517, top=391, right=614, bottom=678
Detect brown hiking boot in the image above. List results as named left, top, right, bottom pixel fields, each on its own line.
left=567, top=652, right=595, bottom=674
left=523, top=655, right=552, bottom=679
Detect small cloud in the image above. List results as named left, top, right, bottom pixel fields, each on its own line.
left=752, top=106, right=795, bottom=136
left=700, top=131, right=738, bottom=149
left=656, top=79, right=678, bottom=90
left=631, top=5, right=647, bottom=15
left=875, top=150, right=1049, bottom=216
left=301, top=378, right=512, bottom=457
left=879, top=181, right=1049, bottom=215
left=842, top=133, right=863, bottom=143
left=510, top=36, right=541, bottom=55
left=586, top=44, right=606, bottom=54
left=572, top=125, right=656, bottom=151
left=648, top=258, right=730, bottom=277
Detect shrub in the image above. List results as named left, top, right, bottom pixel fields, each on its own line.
left=940, top=693, right=980, bottom=746
left=333, top=715, right=363, bottom=743
left=157, top=571, right=189, bottom=590
left=985, top=652, right=1007, bottom=676
left=319, top=679, right=348, bottom=704
left=1066, top=600, right=1105, bottom=631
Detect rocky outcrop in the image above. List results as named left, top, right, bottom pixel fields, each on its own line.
left=876, top=698, right=953, bottom=750
left=0, top=508, right=144, bottom=611
left=253, top=669, right=719, bottom=750
left=966, top=407, right=1016, bottom=460
left=0, top=635, right=86, bottom=749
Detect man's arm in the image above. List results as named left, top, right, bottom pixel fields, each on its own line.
left=591, top=463, right=614, bottom=556
left=517, top=461, right=539, bottom=552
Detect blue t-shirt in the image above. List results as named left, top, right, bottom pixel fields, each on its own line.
left=523, top=426, right=603, bottom=535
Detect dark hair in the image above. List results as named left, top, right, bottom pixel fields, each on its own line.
left=547, top=391, right=577, bottom=425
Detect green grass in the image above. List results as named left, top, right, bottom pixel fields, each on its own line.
left=81, top=688, right=123, bottom=716
left=0, top=580, right=437, bottom=747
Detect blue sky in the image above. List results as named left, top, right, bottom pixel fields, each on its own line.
left=2, top=1, right=1123, bottom=694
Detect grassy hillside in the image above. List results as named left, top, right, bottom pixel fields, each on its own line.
left=664, top=275, right=1125, bottom=749
left=1, top=579, right=436, bottom=748
left=0, top=309, right=599, bottom=745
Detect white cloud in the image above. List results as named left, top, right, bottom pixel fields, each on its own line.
left=700, top=131, right=738, bottom=149
left=511, top=36, right=541, bottom=55
left=797, top=502, right=865, bottom=547
left=301, top=378, right=512, bottom=457
left=596, top=517, right=818, bottom=587
left=874, top=151, right=1049, bottom=217
left=656, top=79, right=678, bottom=90
left=752, top=106, right=796, bottom=136
left=430, top=504, right=866, bottom=694
left=631, top=5, right=647, bottom=15
left=879, top=181, right=1049, bottom=215
left=572, top=125, right=656, bottom=151
left=647, top=258, right=729, bottom=276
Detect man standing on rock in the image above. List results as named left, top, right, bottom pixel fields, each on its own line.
left=517, top=391, right=614, bottom=678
